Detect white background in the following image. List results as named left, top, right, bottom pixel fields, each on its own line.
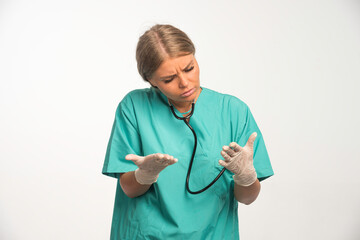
left=1, top=0, right=359, bottom=239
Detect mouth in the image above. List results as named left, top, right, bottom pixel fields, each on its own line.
left=181, top=88, right=195, bottom=97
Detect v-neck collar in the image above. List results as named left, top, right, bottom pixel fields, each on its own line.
left=152, top=86, right=207, bottom=117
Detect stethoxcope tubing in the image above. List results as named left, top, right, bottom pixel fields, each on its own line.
left=168, top=101, right=226, bottom=194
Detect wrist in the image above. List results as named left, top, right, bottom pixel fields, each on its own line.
left=134, top=168, right=159, bottom=185
left=233, top=167, right=257, bottom=187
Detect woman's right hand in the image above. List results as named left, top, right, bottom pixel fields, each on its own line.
left=125, top=153, right=178, bottom=185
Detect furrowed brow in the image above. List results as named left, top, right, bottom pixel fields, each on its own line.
left=160, top=74, right=177, bottom=81
left=159, top=59, right=194, bottom=80
left=182, top=60, right=194, bottom=71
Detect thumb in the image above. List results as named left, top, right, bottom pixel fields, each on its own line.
left=125, top=154, right=141, bottom=162
left=246, top=132, right=257, bottom=149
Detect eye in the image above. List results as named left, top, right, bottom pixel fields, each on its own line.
left=184, top=66, right=194, bottom=72
left=164, top=77, right=175, bottom=83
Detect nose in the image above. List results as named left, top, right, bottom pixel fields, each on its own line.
left=178, top=73, right=189, bottom=88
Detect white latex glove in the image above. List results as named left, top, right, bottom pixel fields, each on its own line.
left=219, top=132, right=258, bottom=187
left=125, top=153, right=178, bottom=185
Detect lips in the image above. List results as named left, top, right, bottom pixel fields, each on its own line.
left=181, top=88, right=195, bottom=97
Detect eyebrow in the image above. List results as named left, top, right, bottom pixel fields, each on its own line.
left=160, top=60, right=194, bottom=80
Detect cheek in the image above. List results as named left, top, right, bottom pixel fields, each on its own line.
left=191, top=70, right=200, bottom=81
left=159, top=84, right=178, bottom=96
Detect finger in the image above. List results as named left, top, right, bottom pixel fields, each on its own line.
left=220, top=150, right=232, bottom=162
left=246, top=132, right=257, bottom=149
left=154, top=154, right=177, bottom=165
left=148, top=153, right=163, bottom=162
left=155, top=153, right=164, bottom=160
left=222, top=145, right=236, bottom=157
left=165, top=155, right=177, bottom=164
left=166, top=157, right=178, bottom=165
left=164, top=155, right=178, bottom=165
left=163, top=154, right=174, bottom=161
left=229, top=142, right=242, bottom=152
left=218, top=160, right=228, bottom=168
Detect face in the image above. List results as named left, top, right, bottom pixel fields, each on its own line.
left=148, top=54, right=200, bottom=110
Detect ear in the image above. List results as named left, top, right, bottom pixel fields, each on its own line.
left=147, top=78, right=158, bottom=88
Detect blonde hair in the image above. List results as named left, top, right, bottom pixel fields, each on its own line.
left=136, top=24, right=196, bottom=82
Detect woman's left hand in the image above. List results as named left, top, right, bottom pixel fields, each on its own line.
left=219, top=132, right=258, bottom=187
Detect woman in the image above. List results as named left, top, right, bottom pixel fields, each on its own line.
left=102, top=24, right=274, bottom=240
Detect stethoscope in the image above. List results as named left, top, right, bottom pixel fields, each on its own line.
left=168, top=100, right=226, bottom=194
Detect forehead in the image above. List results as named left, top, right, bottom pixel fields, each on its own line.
left=155, top=54, right=194, bottom=75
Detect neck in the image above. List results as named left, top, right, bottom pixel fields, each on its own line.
left=169, top=88, right=202, bottom=113
left=169, top=101, right=193, bottom=114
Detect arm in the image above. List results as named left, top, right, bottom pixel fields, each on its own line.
left=119, top=172, right=151, bottom=198
left=234, top=179, right=261, bottom=205
left=120, top=153, right=178, bottom=198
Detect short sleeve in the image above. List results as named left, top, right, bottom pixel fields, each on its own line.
left=232, top=99, right=274, bottom=181
left=102, top=96, right=142, bottom=178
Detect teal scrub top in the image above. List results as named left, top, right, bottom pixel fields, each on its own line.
left=102, top=87, right=274, bottom=240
